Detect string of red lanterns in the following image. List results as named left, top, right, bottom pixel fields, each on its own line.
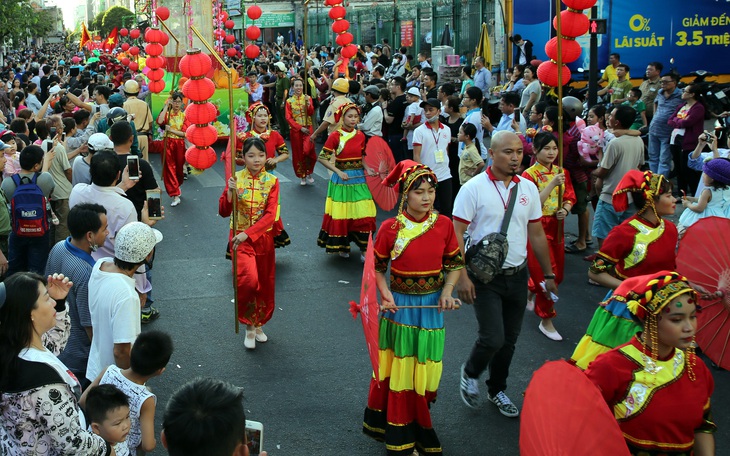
left=143, top=10, right=171, bottom=94
left=325, top=0, right=357, bottom=72
left=244, top=4, right=262, bottom=59
left=180, top=49, right=218, bottom=171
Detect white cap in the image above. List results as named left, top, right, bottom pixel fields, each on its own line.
left=406, top=87, right=421, bottom=97
left=115, top=222, right=163, bottom=264
left=274, top=62, right=286, bottom=72
left=87, top=133, right=114, bottom=152
left=48, top=85, right=62, bottom=95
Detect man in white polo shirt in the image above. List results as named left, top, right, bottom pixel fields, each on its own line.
left=452, top=131, right=557, bottom=417
left=413, top=98, right=453, bottom=217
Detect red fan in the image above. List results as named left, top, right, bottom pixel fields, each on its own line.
left=676, top=216, right=730, bottom=370
left=521, top=361, right=630, bottom=456
left=349, top=235, right=381, bottom=382
left=363, top=136, right=398, bottom=211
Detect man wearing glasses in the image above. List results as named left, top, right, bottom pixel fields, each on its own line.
left=648, top=73, right=683, bottom=177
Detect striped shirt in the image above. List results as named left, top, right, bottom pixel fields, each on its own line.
left=46, top=238, right=95, bottom=379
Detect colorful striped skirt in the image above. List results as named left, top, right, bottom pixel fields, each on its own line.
left=571, top=291, right=642, bottom=370
left=317, top=168, right=376, bottom=253
left=363, top=291, right=445, bottom=455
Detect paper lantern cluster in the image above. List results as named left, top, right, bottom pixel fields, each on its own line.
left=244, top=5, right=262, bottom=60
left=144, top=24, right=169, bottom=94
left=180, top=49, right=218, bottom=171
left=537, top=0, right=596, bottom=88
left=325, top=0, right=357, bottom=71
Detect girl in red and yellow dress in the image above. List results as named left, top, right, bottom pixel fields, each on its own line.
left=572, top=170, right=679, bottom=369
left=363, top=161, right=464, bottom=456
left=156, top=91, right=189, bottom=207
left=285, top=77, right=317, bottom=186
left=219, top=137, right=279, bottom=350
left=316, top=102, right=376, bottom=260
left=585, top=271, right=716, bottom=455
left=522, top=132, right=576, bottom=341
left=236, top=102, right=291, bottom=248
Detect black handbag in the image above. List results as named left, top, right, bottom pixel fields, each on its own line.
left=465, top=185, right=519, bottom=284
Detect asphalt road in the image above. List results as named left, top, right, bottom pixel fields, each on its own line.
left=141, top=142, right=729, bottom=456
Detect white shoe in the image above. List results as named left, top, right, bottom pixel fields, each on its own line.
left=300, top=178, right=307, bottom=186
left=339, top=252, right=350, bottom=258
left=171, top=196, right=181, bottom=207
left=255, top=327, right=268, bottom=343
left=306, top=175, right=315, bottom=184
left=244, top=328, right=256, bottom=349
left=526, top=296, right=535, bottom=312
left=539, top=321, right=563, bottom=341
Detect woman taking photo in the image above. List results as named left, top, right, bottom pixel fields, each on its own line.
left=0, top=273, right=113, bottom=455
left=156, top=91, right=189, bottom=207
left=285, top=78, right=316, bottom=186
left=363, top=161, right=463, bottom=456
left=504, top=64, right=526, bottom=96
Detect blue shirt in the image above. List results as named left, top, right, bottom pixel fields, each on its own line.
left=473, top=67, right=492, bottom=97
left=649, top=88, right=683, bottom=137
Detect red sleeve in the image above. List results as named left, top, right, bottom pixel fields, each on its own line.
left=285, top=100, right=302, bottom=130
left=307, top=96, right=315, bottom=116
left=562, top=168, right=577, bottom=205
left=373, top=219, right=395, bottom=273
left=321, top=131, right=339, bottom=156
left=519, top=134, right=533, bottom=156
left=269, top=130, right=288, bottom=155
left=596, top=221, right=633, bottom=264
left=521, top=170, right=537, bottom=184
left=218, top=187, right=233, bottom=218
left=584, top=351, right=630, bottom=406
left=244, top=178, right=280, bottom=242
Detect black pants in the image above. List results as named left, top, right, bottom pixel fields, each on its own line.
left=435, top=178, right=453, bottom=218
left=464, top=266, right=528, bottom=396
left=677, top=149, right=702, bottom=196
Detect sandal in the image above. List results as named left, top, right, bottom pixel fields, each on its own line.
left=565, top=243, right=586, bottom=253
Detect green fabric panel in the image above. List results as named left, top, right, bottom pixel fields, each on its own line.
left=378, top=318, right=445, bottom=363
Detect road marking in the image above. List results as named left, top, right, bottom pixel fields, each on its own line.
left=272, top=171, right=291, bottom=183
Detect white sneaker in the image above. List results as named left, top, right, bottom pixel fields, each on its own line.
left=244, top=329, right=256, bottom=349
left=459, top=363, right=480, bottom=409
left=487, top=391, right=520, bottom=417
left=171, top=196, right=181, bottom=207
left=300, top=178, right=307, bottom=186
left=306, top=175, right=315, bottom=184
left=255, top=326, right=268, bottom=343
left=526, top=296, right=535, bottom=312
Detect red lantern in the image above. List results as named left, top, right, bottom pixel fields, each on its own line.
left=121, top=43, right=130, bottom=51
left=186, top=102, right=218, bottom=124
left=120, top=28, right=129, bottom=37
left=129, top=62, right=139, bottom=72
left=185, top=146, right=217, bottom=170
left=147, top=68, right=165, bottom=81
left=562, top=0, right=597, bottom=10
left=215, top=29, right=227, bottom=40
left=145, top=55, right=165, bottom=70
left=121, top=57, right=131, bottom=66
left=148, top=79, right=166, bottom=93
left=245, top=45, right=261, bottom=59
left=324, top=0, right=342, bottom=6
left=247, top=5, right=262, bottom=20
left=537, top=61, right=572, bottom=88
left=329, top=6, right=347, bottom=20
left=183, top=78, right=216, bottom=101
left=159, top=33, right=169, bottom=46
left=225, top=35, right=236, bottom=44
left=227, top=48, right=238, bottom=57
left=553, top=10, right=590, bottom=38
left=186, top=125, right=218, bottom=147
left=340, top=44, right=358, bottom=59
left=129, top=46, right=140, bottom=56
left=245, top=25, right=261, bottom=41
left=225, top=20, right=235, bottom=29
left=179, top=49, right=212, bottom=78
left=219, top=11, right=229, bottom=22
left=130, top=29, right=141, bottom=40
left=144, top=27, right=164, bottom=44
left=156, top=6, right=170, bottom=21
left=145, top=43, right=164, bottom=56
left=544, top=37, right=582, bottom=64
left=332, top=20, right=350, bottom=34
left=336, top=32, right=354, bottom=47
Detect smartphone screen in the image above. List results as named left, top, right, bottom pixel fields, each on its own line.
left=127, top=155, right=140, bottom=180
left=94, top=106, right=100, bottom=114
left=49, top=127, right=57, bottom=137
left=146, top=190, right=162, bottom=219
left=245, top=420, right=263, bottom=456
left=42, top=140, right=53, bottom=153
left=61, top=132, right=66, bottom=141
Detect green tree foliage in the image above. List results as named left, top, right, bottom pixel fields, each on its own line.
left=90, top=12, right=106, bottom=35
left=0, top=0, right=55, bottom=46
left=101, top=6, right=135, bottom=36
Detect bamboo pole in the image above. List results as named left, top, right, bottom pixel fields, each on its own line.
left=302, top=0, right=315, bottom=130
left=190, top=25, right=239, bottom=334
left=555, top=0, right=565, bottom=237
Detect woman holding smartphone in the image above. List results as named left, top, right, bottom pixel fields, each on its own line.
left=156, top=92, right=188, bottom=207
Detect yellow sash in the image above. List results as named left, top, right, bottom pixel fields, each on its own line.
left=336, top=128, right=357, bottom=156
left=624, top=219, right=665, bottom=270
left=391, top=212, right=438, bottom=260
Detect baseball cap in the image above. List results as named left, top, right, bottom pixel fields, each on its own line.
left=406, top=87, right=421, bottom=97
left=0, top=140, right=11, bottom=151
left=274, top=62, right=286, bottom=72
left=115, top=222, right=163, bottom=264
left=332, top=78, right=349, bottom=94
left=48, top=85, right=62, bottom=96
left=420, top=98, right=440, bottom=109
left=123, top=80, right=140, bottom=94
left=87, top=133, right=114, bottom=152
left=108, top=93, right=125, bottom=108
left=0, top=130, right=15, bottom=141
left=363, top=85, right=380, bottom=97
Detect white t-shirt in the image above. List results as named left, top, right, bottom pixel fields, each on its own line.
left=86, top=258, right=140, bottom=381
left=520, top=79, right=541, bottom=109
left=413, top=121, right=452, bottom=182
left=453, top=169, right=542, bottom=267
left=462, top=108, right=488, bottom=159
left=403, top=102, right=424, bottom=149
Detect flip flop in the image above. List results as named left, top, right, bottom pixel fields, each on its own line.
left=565, top=243, right=586, bottom=253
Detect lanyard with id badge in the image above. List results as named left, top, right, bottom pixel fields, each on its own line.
left=430, top=126, right=447, bottom=164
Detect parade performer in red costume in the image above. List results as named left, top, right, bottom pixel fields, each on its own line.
left=156, top=92, right=189, bottom=207
left=585, top=271, right=716, bottom=455
left=363, top=160, right=464, bottom=456
left=219, top=137, right=279, bottom=350
left=522, top=132, right=576, bottom=341
left=317, top=102, right=376, bottom=260
left=572, top=170, right=678, bottom=369
left=285, top=77, right=316, bottom=186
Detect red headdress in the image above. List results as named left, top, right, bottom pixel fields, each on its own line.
left=612, top=170, right=666, bottom=216
left=334, top=102, right=360, bottom=124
